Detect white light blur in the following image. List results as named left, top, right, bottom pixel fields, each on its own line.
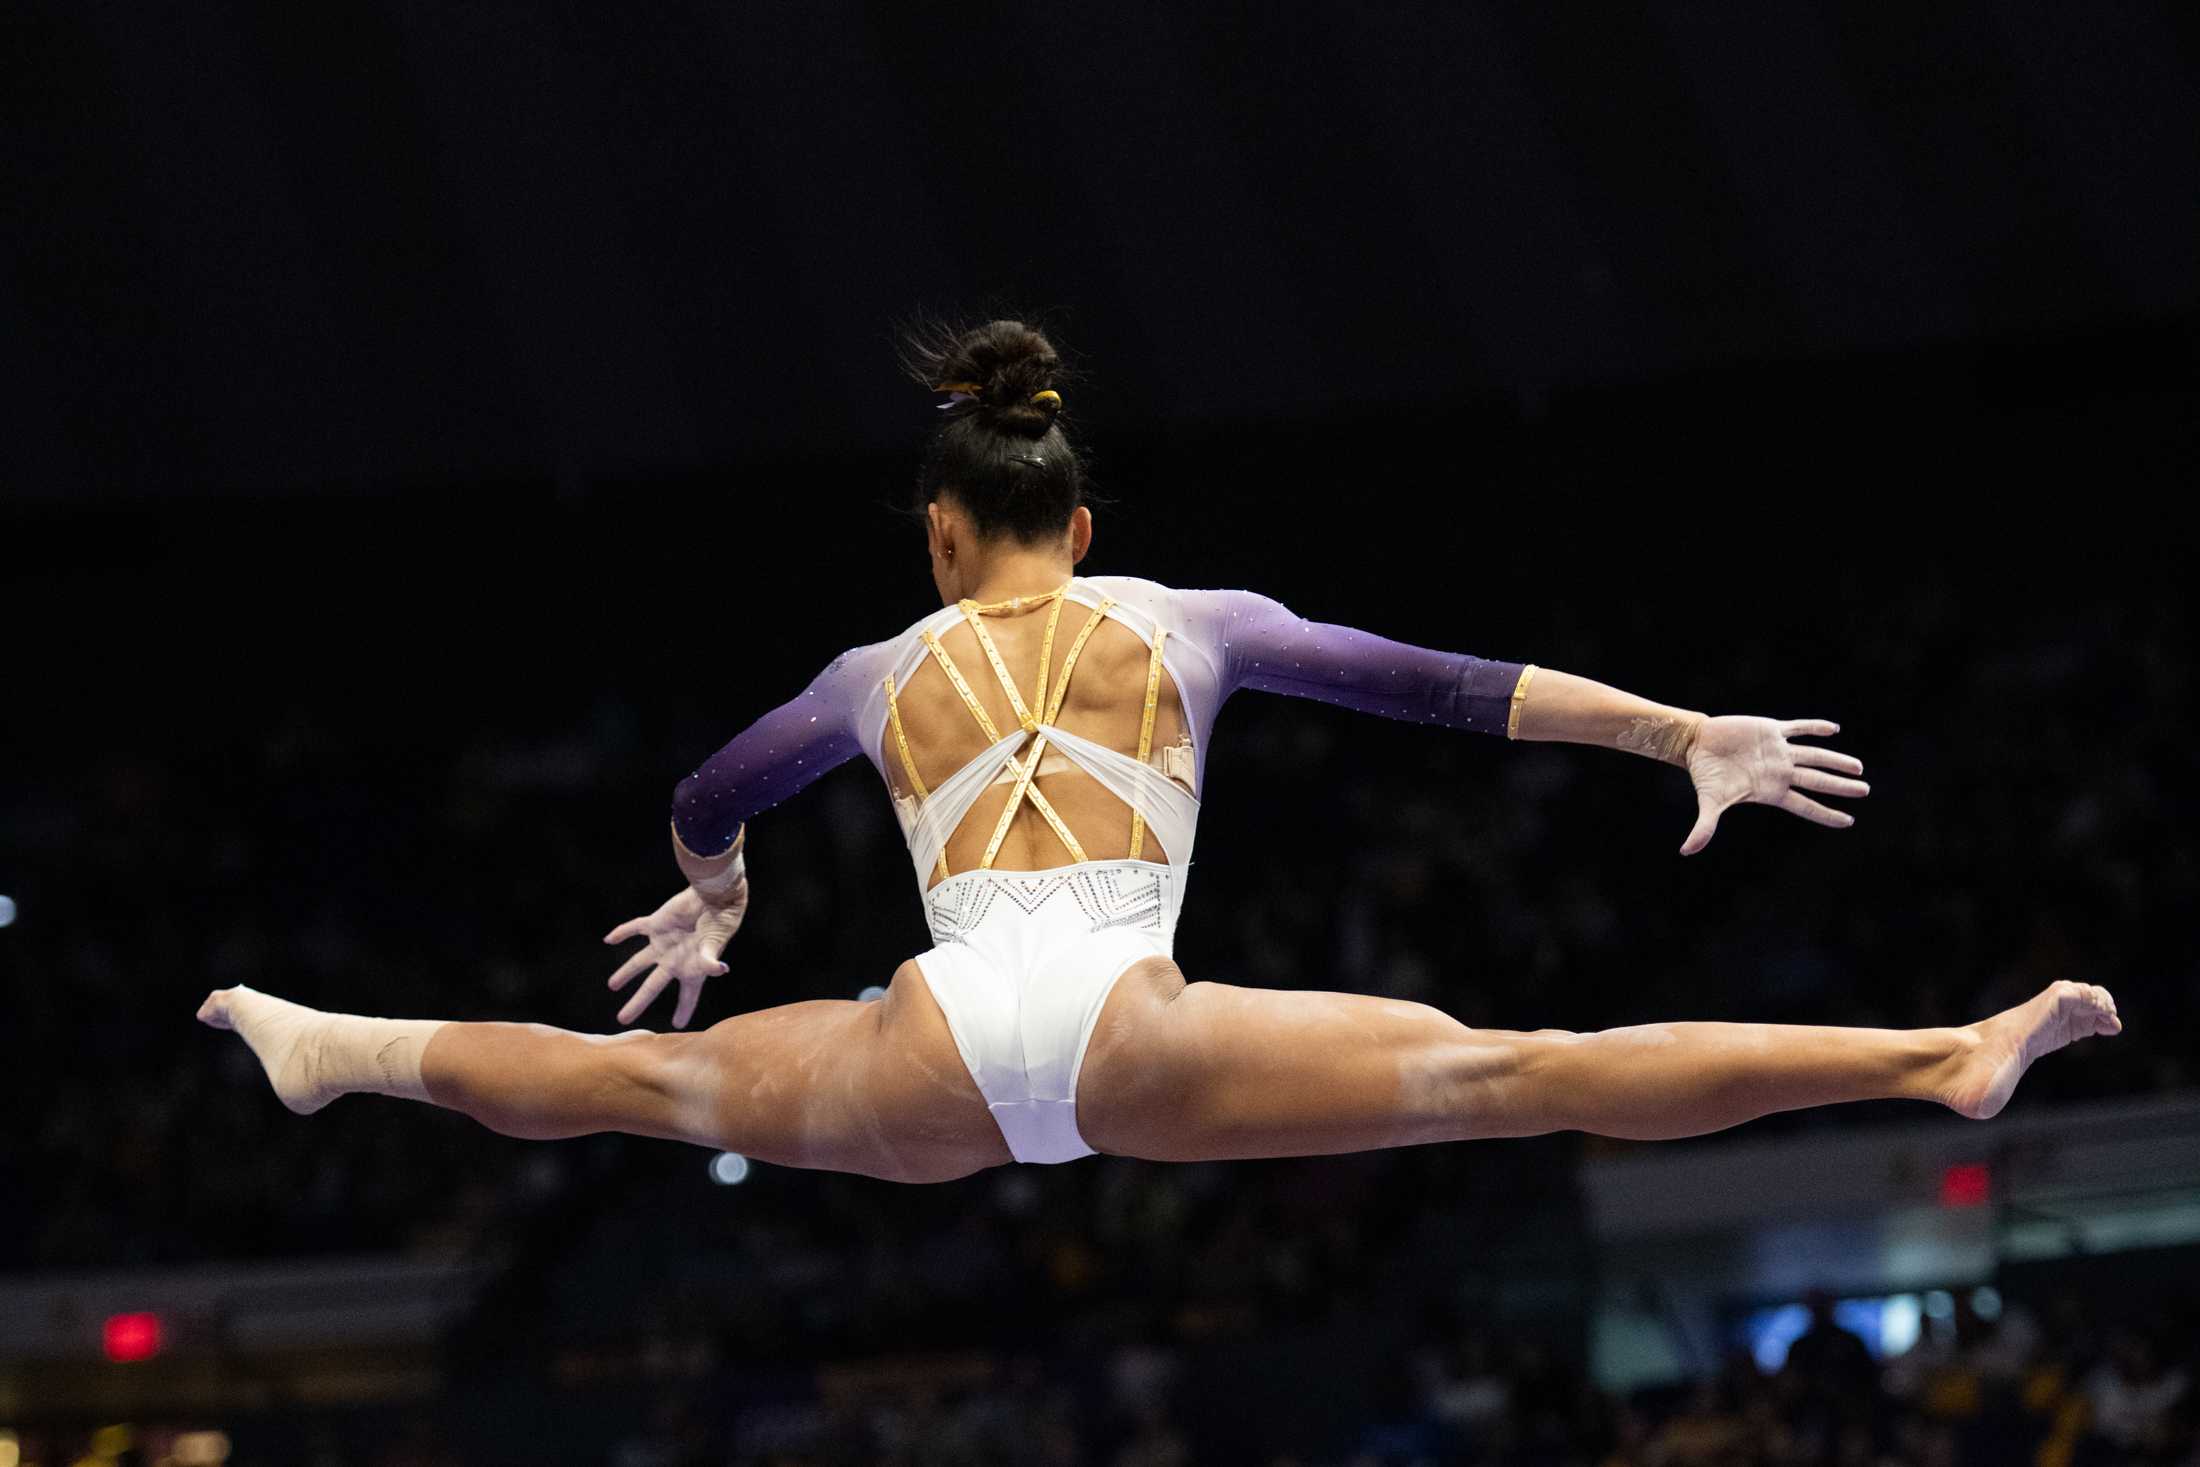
left=857, top=985, right=887, bottom=1003
left=708, top=1151, right=751, bottom=1185
left=0, top=894, right=15, bottom=927
left=1880, top=1295, right=1923, bottom=1357
left=1972, top=1285, right=2002, bottom=1321
left=1923, top=1289, right=1955, bottom=1320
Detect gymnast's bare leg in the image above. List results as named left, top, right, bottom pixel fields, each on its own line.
left=1075, top=966, right=2122, bottom=1162
left=207, top=960, right=2119, bottom=1180
left=197, top=959, right=1010, bottom=1184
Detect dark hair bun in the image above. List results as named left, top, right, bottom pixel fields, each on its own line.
left=900, top=316, right=1086, bottom=543
left=947, top=319, right=1061, bottom=439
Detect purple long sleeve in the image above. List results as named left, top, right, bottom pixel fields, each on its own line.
left=1187, top=588, right=1525, bottom=737
left=670, top=643, right=885, bottom=857
left=670, top=584, right=1525, bottom=861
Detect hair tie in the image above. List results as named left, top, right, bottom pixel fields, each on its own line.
left=932, top=383, right=1063, bottom=414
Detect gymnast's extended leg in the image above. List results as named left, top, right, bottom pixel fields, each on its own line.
left=197, top=961, right=1011, bottom=1183
left=1075, top=965, right=2122, bottom=1163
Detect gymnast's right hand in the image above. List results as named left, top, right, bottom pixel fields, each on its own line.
left=601, top=882, right=747, bottom=1030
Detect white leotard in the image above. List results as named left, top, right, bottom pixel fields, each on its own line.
left=672, top=575, right=1527, bottom=1163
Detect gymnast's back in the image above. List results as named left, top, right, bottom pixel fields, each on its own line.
left=869, top=575, right=1200, bottom=882
left=668, top=320, right=1525, bottom=898
left=671, top=573, right=1525, bottom=904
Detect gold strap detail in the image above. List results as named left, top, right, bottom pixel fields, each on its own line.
left=969, top=597, right=1089, bottom=868
left=922, top=630, right=1003, bottom=743
left=961, top=602, right=1039, bottom=733
left=979, top=745, right=1029, bottom=869
left=1024, top=766, right=1087, bottom=857
left=1506, top=663, right=1539, bottom=741
left=978, top=732, right=1090, bottom=868
left=1031, top=594, right=1065, bottom=727
left=883, top=677, right=929, bottom=798
left=963, top=580, right=1071, bottom=617
left=975, top=595, right=1111, bottom=869
left=912, top=588, right=1124, bottom=874
left=977, top=745, right=1084, bottom=866
left=1015, top=778, right=1087, bottom=863
left=885, top=676, right=951, bottom=882
left=1043, top=596, right=1114, bottom=723
left=1127, top=629, right=1169, bottom=860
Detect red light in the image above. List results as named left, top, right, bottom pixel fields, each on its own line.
left=103, top=1311, right=164, bottom=1362
left=1940, top=1163, right=1991, bottom=1208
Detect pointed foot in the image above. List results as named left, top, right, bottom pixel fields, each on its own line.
left=1942, top=981, right=2121, bottom=1121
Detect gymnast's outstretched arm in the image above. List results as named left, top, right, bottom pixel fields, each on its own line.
left=1181, top=587, right=1868, bottom=856
left=595, top=639, right=895, bottom=1028
left=1508, top=668, right=1868, bottom=855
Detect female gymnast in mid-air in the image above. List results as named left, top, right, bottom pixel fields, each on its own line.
left=202, top=319, right=2119, bottom=1180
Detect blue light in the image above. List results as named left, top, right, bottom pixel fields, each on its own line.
left=1739, top=1292, right=1936, bottom=1367
left=1743, top=1303, right=1812, bottom=1371
left=708, top=1152, right=751, bottom=1185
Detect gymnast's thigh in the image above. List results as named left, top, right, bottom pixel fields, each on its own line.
left=1074, top=967, right=1526, bottom=1162
left=681, top=960, right=1012, bottom=1182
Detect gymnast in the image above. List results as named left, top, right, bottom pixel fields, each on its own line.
left=201, top=318, right=2120, bottom=1180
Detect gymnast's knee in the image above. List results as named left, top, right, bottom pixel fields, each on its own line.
left=589, top=1030, right=725, bottom=1141
left=1416, top=1031, right=1558, bottom=1138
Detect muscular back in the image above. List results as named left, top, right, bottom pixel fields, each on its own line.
left=883, top=599, right=1193, bottom=880
left=669, top=576, right=1524, bottom=878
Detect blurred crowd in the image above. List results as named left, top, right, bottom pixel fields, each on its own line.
left=8, top=1280, right=2191, bottom=1465
left=668, top=1282, right=2200, bottom=1466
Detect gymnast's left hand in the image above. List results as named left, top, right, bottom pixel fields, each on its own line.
left=601, top=882, right=747, bottom=1029
left=1680, top=717, right=1869, bottom=856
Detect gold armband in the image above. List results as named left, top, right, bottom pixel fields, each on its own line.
left=1506, top=664, right=1539, bottom=740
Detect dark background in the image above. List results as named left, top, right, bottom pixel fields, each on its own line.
left=4, top=3, right=2197, bottom=1464
left=10, top=3, right=2198, bottom=501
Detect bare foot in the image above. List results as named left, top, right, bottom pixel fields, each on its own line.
left=1941, top=981, right=2122, bottom=1120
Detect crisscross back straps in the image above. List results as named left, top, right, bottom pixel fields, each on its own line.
left=1030, top=595, right=1065, bottom=726
left=1043, top=596, right=1115, bottom=724
left=921, top=628, right=1004, bottom=742
left=884, top=674, right=951, bottom=883
left=972, top=595, right=1117, bottom=870
left=977, top=729, right=1089, bottom=869
left=920, top=604, right=1085, bottom=869
left=961, top=606, right=1040, bottom=733
left=1127, top=629, right=1170, bottom=861
left=898, top=591, right=1148, bottom=875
